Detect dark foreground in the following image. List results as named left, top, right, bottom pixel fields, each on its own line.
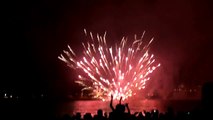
left=0, top=97, right=212, bottom=120
left=0, top=82, right=212, bottom=120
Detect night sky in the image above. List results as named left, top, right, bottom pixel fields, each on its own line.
left=2, top=0, right=213, bottom=97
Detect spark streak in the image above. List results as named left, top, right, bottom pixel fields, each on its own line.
left=58, top=29, right=160, bottom=101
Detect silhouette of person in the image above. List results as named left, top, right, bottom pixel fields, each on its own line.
left=109, top=95, right=130, bottom=120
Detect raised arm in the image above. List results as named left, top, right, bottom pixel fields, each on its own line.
left=110, top=95, right=115, bottom=111
left=119, top=96, right=122, bottom=104
left=125, top=103, right=130, bottom=114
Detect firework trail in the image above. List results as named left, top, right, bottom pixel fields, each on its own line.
left=58, top=29, right=160, bottom=101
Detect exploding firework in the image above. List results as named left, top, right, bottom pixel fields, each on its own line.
left=58, top=29, right=160, bottom=101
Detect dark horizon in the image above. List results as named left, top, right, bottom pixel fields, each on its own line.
left=1, top=0, right=213, bottom=98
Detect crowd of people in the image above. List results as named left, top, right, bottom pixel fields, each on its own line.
left=1, top=82, right=212, bottom=120
left=59, top=94, right=212, bottom=120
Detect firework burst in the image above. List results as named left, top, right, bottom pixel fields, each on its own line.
left=58, top=29, right=160, bottom=101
